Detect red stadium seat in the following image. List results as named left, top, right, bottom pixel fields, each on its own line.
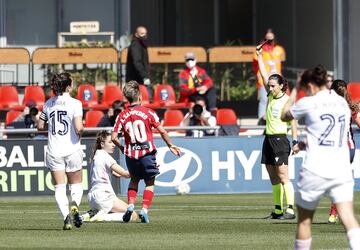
left=77, top=84, right=99, bottom=108
left=0, top=86, right=19, bottom=109
left=348, top=82, right=360, bottom=102
left=84, top=110, right=104, bottom=127
left=162, top=109, right=184, bottom=126
left=296, top=89, right=307, bottom=102
left=139, top=84, right=160, bottom=109
left=20, top=85, right=46, bottom=110
left=153, top=84, right=188, bottom=108
left=216, top=108, right=237, bottom=125
left=93, top=84, right=124, bottom=110
left=5, top=110, right=22, bottom=126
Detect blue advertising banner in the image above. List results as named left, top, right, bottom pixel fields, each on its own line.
left=119, top=135, right=360, bottom=195
left=1, top=135, right=360, bottom=196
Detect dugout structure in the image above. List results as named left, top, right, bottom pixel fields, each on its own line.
left=120, top=46, right=207, bottom=84
left=0, top=48, right=31, bottom=85
left=31, top=47, right=120, bottom=85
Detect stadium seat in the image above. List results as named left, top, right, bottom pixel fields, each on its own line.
left=139, top=84, right=160, bottom=109
left=20, top=85, right=46, bottom=110
left=5, top=110, right=22, bottom=127
left=216, top=108, right=237, bottom=125
left=296, top=89, right=307, bottom=102
left=93, top=84, right=124, bottom=110
left=153, top=84, right=189, bottom=108
left=162, top=109, right=184, bottom=126
left=77, top=84, right=99, bottom=108
left=348, top=82, right=360, bottom=102
left=0, top=86, right=20, bottom=109
left=84, top=110, right=104, bottom=127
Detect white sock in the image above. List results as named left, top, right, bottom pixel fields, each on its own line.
left=142, top=208, right=148, bottom=214
left=294, top=238, right=312, bottom=250
left=69, top=183, right=83, bottom=207
left=55, top=184, right=69, bottom=220
left=128, top=204, right=134, bottom=210
left=100, top=213, right=125, bottom=222
left=347, top=227, right=360, bottom=250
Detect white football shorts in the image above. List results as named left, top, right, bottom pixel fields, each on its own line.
left=87, top=189, right=116, bottom=214
left=296, top=168, right=354, bottom=211
left=46, top=149, right=83, bottom=172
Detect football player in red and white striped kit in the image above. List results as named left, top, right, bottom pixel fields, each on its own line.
left=112, top=81, right=181, bottom=223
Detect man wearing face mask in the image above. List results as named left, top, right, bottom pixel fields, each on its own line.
left=253, top=29, right=286, bottom=125
left=126, top=26, right=152, bottom=96
left=178, top=52, right=216, bottom=112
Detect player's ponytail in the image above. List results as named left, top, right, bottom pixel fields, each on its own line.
left=331, top=79, right=360, bottom=113
left=51, top=72, right=72, bottom=96
left=90, top=130, right=112, bottom=162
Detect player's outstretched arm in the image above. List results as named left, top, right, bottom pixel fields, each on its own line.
left=281, top=88, right=297, bottom=122
left=111, top=131, right=124, bottom=153
left=111, top=163, right=130, bottom=178
left=255, top=46, right=269, bottom=85
left=156, top=125, right=181, bottom=156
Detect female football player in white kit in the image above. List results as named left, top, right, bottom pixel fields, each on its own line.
left=281, top=65, right=360, bottom=250
left=82, top=130, right=138, bottom=222
left=38, top=72, right=84, bottom=230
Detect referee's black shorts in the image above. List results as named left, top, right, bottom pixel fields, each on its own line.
left=261, top=134, right=291, bottom=166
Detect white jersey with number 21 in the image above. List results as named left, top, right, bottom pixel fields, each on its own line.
left=290, top=89, right=351, bottom=179
left=40, top=93, right=83, bottom=157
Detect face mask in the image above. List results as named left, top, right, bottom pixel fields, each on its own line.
left=186, top=60, right=196, bottom=69
left=138, top=35, right=148, bottom=41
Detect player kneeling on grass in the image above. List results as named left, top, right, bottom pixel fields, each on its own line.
left=82, top=130, right=138, bottom=222
left=112, top=81, right=181, bottom=223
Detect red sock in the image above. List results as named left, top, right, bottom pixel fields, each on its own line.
left=329, top=203, right=337, bottom=216
left=142, top=190, right=154, bottom=210
left=128, top=188, right=137, bottom=205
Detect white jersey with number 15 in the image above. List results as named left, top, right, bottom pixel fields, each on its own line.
left=290, top=89, right=351, bottom=179
left=40, top=93, right=83, bottom=157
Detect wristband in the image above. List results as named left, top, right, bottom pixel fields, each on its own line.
left=292, top=140, right=298, bottom=147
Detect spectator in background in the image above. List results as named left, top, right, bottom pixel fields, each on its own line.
left=97, top=100, right=126, bottom=127
left=8, top=100, right=39, bottom=129
left=253, top=29, right=285, bottom=125
left=180, top=97, right=216, bottom=137
left=179, top=52, right=217, bottom=113
left=126, top=26, right=152, bottom=97
left=326, top=72, right=334, bottom=89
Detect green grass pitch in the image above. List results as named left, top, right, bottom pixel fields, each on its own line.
left=1, top=193, right=359, bottom=249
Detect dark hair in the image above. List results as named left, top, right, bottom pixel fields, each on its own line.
left=112, top=100, right=126, bottom=110
left=331, top=79, right=359, bottom=113
left=268, top=74, right=288, bottom=92
left=123, top=81, right=140, bottom=103
left=299, top=65, right=327, bottom=89
left=193, top=104, right=203, bottom=115
left=299, top=69, right=313, bottom=90
left=51, top=72, right=72, bottom=95
left=91, top=130, right=111, bottom=161
left=311, top=64, right=327, bottom=87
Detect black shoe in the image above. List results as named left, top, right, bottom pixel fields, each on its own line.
left=122, top=206, right=134, bottom=223
left=264, top=211, right=284, bottom=219
left=279, top=212, right=296, bottom=220
left=70, top=202, right=83, bottom=228
left=63, top=214, right=72, bottom=230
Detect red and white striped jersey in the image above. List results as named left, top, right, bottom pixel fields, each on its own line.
left=113, top=104, right=160, bottom=159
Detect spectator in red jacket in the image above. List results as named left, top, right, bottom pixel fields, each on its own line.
left=178, top=52, right=216, bottom=112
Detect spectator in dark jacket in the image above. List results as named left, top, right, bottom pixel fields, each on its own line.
left=97, top=100, right=126, bottom=127
left=126, top=26, right=151, bottom=96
